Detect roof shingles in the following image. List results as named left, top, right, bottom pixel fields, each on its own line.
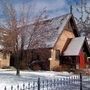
left=24, top=14, right=72, bottom=49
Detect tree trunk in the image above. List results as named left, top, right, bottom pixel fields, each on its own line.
left=16, top=54, right=20, bottom=76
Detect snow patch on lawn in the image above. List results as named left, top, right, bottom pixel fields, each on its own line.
left=24, top=71, right=73, bottom=77
left=0, top=69, right=75, bottom=90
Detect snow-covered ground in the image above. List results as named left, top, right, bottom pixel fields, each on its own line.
left=0, top=69, right=74, bottom=90
left=0, top=69, right=89, bottom=90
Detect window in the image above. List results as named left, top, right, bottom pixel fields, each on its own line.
left=55, top=50, right=60, bottom=60
left=60, top=56, right=68, bottom=64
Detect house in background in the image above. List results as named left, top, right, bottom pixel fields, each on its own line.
left=0, top=50, right=10, bottom=68
left=0, top=29, right=10, bottom=68
left=19, top=14, right=90, bottom=71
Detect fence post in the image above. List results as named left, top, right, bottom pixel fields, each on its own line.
left=17, top=85, right=19, bottom=90
left=33, top=81, right=35, bottom=90
left=47, top=79, right=48, bottom=90
left=80, top=73, right=82, bottom=90
left=38, top=78, right=40, bottom=90
left=4, top=86, right=6, bottom=90
left=23, top=84, right=25, bottom=90
left=54, top=79, right=55, bottom=87
left=28, top=82, right=30, bottom=90
left=11, top=86, right=13, bottom=90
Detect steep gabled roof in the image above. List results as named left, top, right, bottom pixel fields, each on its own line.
left=0, top=14, right=78, bottom=50
left=45, top=14, right=72, bottom=48
left=63, top=37, right=85, bottom=56
left=24, top=14, right=77, bottom=49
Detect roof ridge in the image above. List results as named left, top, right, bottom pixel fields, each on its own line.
left=42, top=13, right=72, bottom=22
left=17, top=13, right=72, bottom=28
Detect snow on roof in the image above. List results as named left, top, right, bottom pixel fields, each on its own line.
left=45, top=14, right=72, bottom=47
left=23, top=14, right=72, bottom=49
left=64, top=37, right=85, bottom=56
left=0, top=14, right=72, bottom=50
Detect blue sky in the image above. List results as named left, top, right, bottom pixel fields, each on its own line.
left=0, top=0, right=89, bottom=22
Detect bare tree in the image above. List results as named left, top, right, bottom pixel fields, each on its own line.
left=72, top=0, right=90, bottom=36
left=0, top=0, right=48, bottom=75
